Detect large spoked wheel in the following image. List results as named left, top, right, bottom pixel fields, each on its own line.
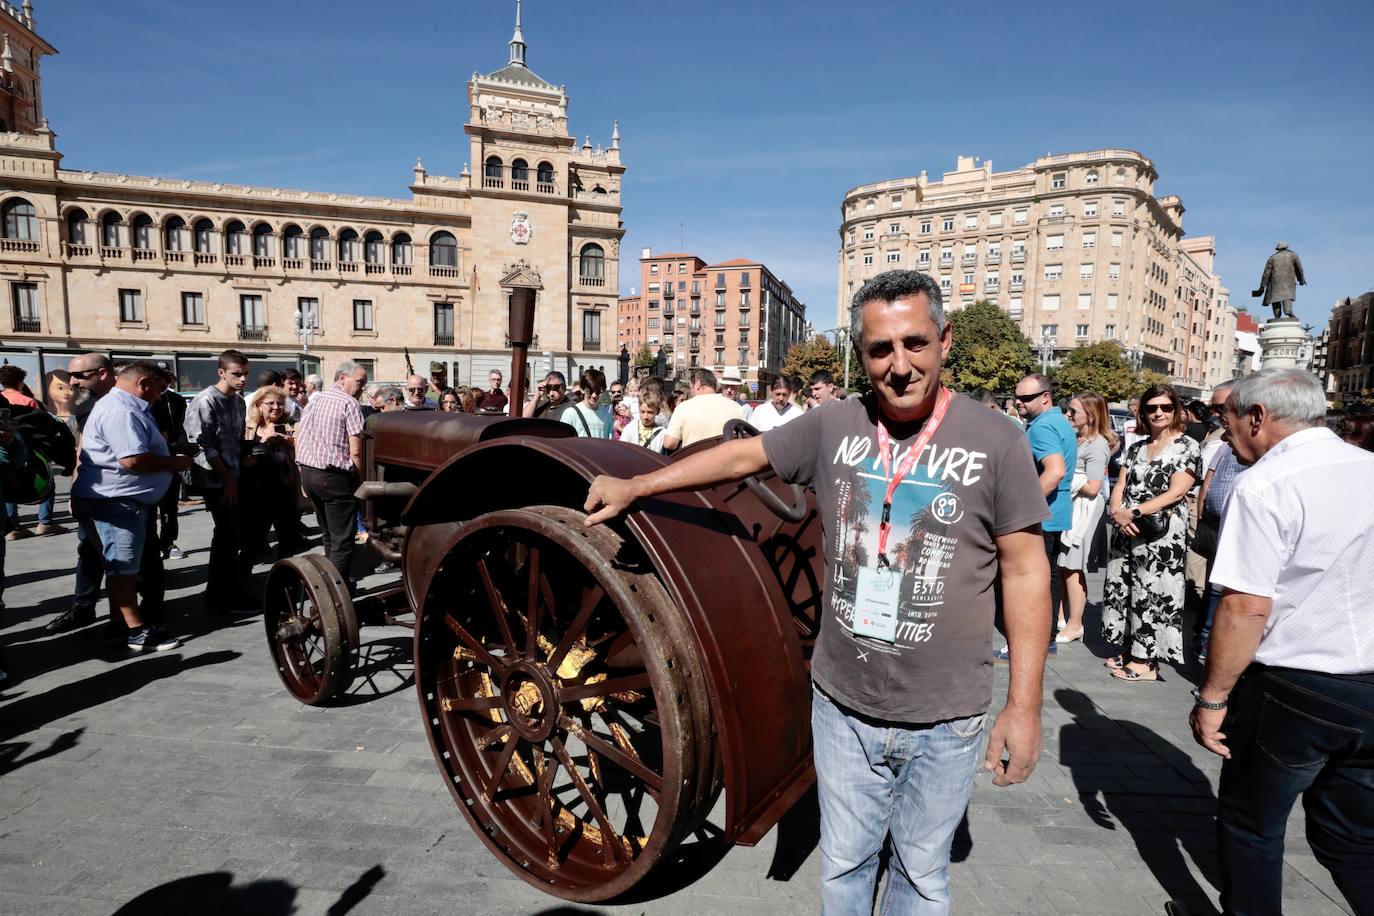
left=263, top=555, right=360, bottom=705
left=415, top=505, right=715, bottom=902
left=723, top=419, right=808, bottom=523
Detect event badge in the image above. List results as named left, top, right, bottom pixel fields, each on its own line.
left=852, top=565, right=901, bottom=642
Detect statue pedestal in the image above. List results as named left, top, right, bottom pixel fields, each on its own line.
left=1258, top=319, right=1309, bottom=369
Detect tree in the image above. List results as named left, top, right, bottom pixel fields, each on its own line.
left=942, top=300, right=1034, bottom=393
left=1051, top=340, right=1140, bottom=401
left=782, top=335, right=840, bottom=385
left=1136, top=369, right=1171, bottom=393
left=632, top=343, right=655, bottom=368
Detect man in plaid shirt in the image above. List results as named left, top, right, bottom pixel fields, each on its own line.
left=295, top=361, right=369, bottom=586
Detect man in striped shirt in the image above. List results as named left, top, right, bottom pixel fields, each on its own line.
left=295, top=361, right=368, bottom=587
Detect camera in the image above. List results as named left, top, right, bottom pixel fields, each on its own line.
left=171, top=441, right=202, bottom=457
left=273, top=423, right=288, bottom=434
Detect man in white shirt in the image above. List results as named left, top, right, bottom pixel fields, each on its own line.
left=1189, top=368, right=1374, bottom=916
left=662, top=368, right=744, bottom=451
left=749, top=376, right=803, bottom=432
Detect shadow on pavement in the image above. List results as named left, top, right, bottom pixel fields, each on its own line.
left=950, top=809, right=973, bottom=863
left=335, top=636, right=414, bottom=706
left=0, top=649, right=240, bottom=743
left=0, top=726, right=83, bottom=776
left=610, top=822, right=730, bottom=904
left=767, top=783, right=820, bottom=880
left=1056, top=688, right=1220, bottom=916
left=112, top=864, right=386, bottom=915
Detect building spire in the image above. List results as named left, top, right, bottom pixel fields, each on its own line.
left=508, top=0, right=526, bottom=67
left=1, top=34, right=12, bottom=73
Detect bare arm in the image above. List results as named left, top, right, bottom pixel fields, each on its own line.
left=1078, top=478, right=1102, bottom=500
left=349, top=433, right=364, bottom=478
left=1191, top=590, right=1273, bottom=758
left=583, top=437, right=769, bottom=526
left=1038, top=453, right=1065, bottom=498
left=661, top=433, right=681, bottom=453
left=1197, top=466, right=1215, bottom=512
left=119, top=453, right=191, bottom=474
left=984, top=526, right=1049, bottom=787
left=1136, top=469, right=1195, bottom=516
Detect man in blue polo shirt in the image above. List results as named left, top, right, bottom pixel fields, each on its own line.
left=72, top=360, right=192, bottom=652
left=1004, top=372, right=1077, bottom=653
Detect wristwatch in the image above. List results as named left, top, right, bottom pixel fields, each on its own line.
left=1191, top=687, right=1227, bottom=710
left=1131, top=507, right=1142, bottom=520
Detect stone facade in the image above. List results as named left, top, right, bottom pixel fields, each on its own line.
left=0, top=2, right=624, bottom=398
left=1325, top=292, right=1374, bottom=400
left=621, top=248, right=807, bottom=393
left=837, top=150, right=1236, bottom=394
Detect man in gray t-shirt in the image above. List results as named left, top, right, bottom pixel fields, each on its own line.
left=584, top=270, right=1052, bottom=913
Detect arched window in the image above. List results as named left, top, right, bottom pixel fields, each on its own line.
left=429, top=230, right=458, bottom=268
left=224, top=219, right=247, bottom=255
left=309, top=227, right=330, bottom=262
left=66, top=208, right=89, bottom=245
left=536, top=161, right=555, bottom=189
left=164, top=216, right=187, bottom=251
left=579, top=242, right=605, bottom=279
left=592, top=185, right=607, bottom=195
left=100, top=212, right=123, bottom=248
left=511, top=158, right=529, bottom=190
left=363, top=230, right=384, bottom=265
left=1085, top=169, right=1099, bottom=186
left=337, top=228, right=359, bottom=263
left=282, top=224, right=304, bottom=259
left=1114, top=167, right=1128, bottom=185
left=484, top=156, right=503, bottom=187
left=193, top=219, right=214, bottom=254
left=131, top=213, right=155, bottom=250
left=2, top=197, right=37, bottom=240
left=252, top=223, right=273, bottom=258
left=392, top=232, right=412, bottom=266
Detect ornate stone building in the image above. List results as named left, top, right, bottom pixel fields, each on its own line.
left=0, top=1, right=624, bottom=401
left=1326, top=292, right=1374, bottom=400
left=837, top=150, right=1236, bottom=395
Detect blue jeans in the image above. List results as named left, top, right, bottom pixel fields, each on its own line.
left=811, top=684, right=984, bottom=915
left=6, top=493, right=53, bottom=526
left=1218, top=666, right=1374, bottom=916
left=1199, top=586, right=1222, bottom=648
left=72, top=496, right=150, bottom=576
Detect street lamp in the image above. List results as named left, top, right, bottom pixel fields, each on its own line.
left=292, top=307, right=315, bottom=354
left=1039, top=327, right=1057, bottom=374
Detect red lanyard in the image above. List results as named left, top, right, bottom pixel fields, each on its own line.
left=875, top=387, right=952, bottom=567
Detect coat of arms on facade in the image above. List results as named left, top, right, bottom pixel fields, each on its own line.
left=511, top=211, right=533, bottom=245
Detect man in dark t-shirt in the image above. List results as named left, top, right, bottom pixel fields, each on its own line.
left=584, top=270, right=1051, bottom=913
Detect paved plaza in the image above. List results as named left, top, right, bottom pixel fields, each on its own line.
left=0, top=489, right=1355, bottom=916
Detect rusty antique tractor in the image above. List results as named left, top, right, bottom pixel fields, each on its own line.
left=261, top=289, right=823, bottom=902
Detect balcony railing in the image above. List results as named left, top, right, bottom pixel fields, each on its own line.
left=254, top=256, right=275, bottom=269
left=194, top=252, right=217, bottom=266
left=483, top=176, right=503, bottom=189
left=582, top=337, right=601, bottom=351
left=283, top=257, right=303, bottom=270
left=394, top=264, right=412, bottom=276
left=62, top=243, right=93, bottom=257
left=512, top=179, right=529, bottom=192
left=132, top=248, right=157, bottom=261
left=12, top=315, right=40, bottom=333
left=101, top=246, right=126, bottom=259
left=1010, top=252, right=1027, bottom=263
left=237, top=324, right=268, bottom=342
left=165, top=251, right=186, bottom=264
left=365, top=262, right=386, bottom=274
left=225, top=253, right=247, bottom=267
left=434, top=332, right=455, bottom=347
left=0, top=238, right=39, bottom=253
left=339, top=261, right=358, bottom=273
left=985, top=254, right=1002, bottom=265
left=578, top=275, right=606, bottom=287
left=430, top=265, right=459, bottom=278
left=962, top=254, right=977, bottom=265
left=537, top=181, right=556, bottom=194
left=310, top=259, right=331, bottom=272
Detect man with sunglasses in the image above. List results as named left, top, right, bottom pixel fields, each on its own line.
left=1002, top=373, right=1077, bottom=655
left=525, top=370, right=569, bottom=420
left=401, top=374, right=436, bottom=411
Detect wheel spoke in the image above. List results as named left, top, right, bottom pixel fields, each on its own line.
left=443, top=613, right=507, bottom=673
left=476, top=723, right=514, bottom=750
left=534, top=746, right=562, bottom=867
left=552, top=736, right=630, bottom=867
left=442, top=694, right=504, bottom=712
left=476, top=558, right=518, bottom=653
left=484, top=735, right=520, bottom=803
left=548, top=583, right=604, bottom=672
left=525, top=546, right=543, bottom=657
left=557, top=672, right=652, bottom=704
left=561, top=714, right=663, bottom=795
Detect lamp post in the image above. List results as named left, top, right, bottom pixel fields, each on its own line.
left=1039, top=327, right=1057, bottom=374
left=292, top=307, right=315, bottom=355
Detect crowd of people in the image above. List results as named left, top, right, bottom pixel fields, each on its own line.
left=2, top=266, right=1371, bottom=913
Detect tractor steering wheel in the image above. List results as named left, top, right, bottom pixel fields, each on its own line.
left=723, top=419, right=809, bottom=524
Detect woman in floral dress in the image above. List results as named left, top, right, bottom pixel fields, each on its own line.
left=1102, top=384, right=1200, bottom=680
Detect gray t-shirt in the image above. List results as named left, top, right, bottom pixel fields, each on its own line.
left=763, top=393, right=1048, bottom=723
left=1076, top=435, right=1110, bottom=483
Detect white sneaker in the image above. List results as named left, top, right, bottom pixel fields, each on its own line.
left=165, top=545, right=185, bottom=560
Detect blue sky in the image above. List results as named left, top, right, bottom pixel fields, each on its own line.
left=40, top=0, right=1374, bottom=330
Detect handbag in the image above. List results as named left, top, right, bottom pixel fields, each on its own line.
left=1131, top=510, right=1169, bottom=543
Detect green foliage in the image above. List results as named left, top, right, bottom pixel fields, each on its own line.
left=942, top=300, right=1034, bottom=392
left=1137, top=369, right=1172, bottom=393
left=1051, top=340, right=1140, bottom=401
left=632, top=343, right=655, bottom=368
left=782, top=334, right=839, bottom=383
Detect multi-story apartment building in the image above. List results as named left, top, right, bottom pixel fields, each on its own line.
left=837, top=150, right=1234, bottom=393
left=1326, top=292, right=1374, bottom=400
left=624, top=249, right=806, bottom=393
left=0, top=2, right=624, bottom=403
left=1177, top=237, right=1237, bottom=393
left=1234, top=310, right=1262, bottom=378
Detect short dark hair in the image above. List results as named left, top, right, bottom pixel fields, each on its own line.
left=256, top=370, right=283, bottom=389
left=281, top=368, right=302, bottom=383
left=771, top=376, right=794, bottom=393
left=119, top=359, right=166, bottom=382
left=580, top=367, right=606, bottom=395
left=968, top=387, right=999, bottom=407
left=0, top=364, right=26, bottom=388
left=808, top=369, right=834, bottom=387
left=850, top=270, right=947, bottom=347
left=544, top=370, right=566, bottom=386
left=689, top=368, right=719, bottom=391
left=218, top=349, right=249, bottom=370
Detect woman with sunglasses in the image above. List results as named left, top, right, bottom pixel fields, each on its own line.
left=1055, top=391, right=1117, bottom=643
left=1102, top=384, right=1201, bottom=680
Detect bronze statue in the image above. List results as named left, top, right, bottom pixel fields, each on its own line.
left=1253, top=241, right=1306, bottom=321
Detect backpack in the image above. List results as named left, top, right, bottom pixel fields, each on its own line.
left=9, top=404, right=77, bottom=474
left=1, top=445, right=54, bottom=505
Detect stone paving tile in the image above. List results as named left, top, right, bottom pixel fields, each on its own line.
left=0, top=493, right=1357, bottom=915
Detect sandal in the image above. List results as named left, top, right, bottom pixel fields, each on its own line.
left=1104, top=655, right=1125, bottom=670
left=1055, top=628, right=1084, bottom=643
left=1111, top=663, right=1159, bottom=682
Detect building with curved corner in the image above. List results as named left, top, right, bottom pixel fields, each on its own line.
left=0, top=1, right=624, bottom=402
left=837, top=150, right=1236, bottom=393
